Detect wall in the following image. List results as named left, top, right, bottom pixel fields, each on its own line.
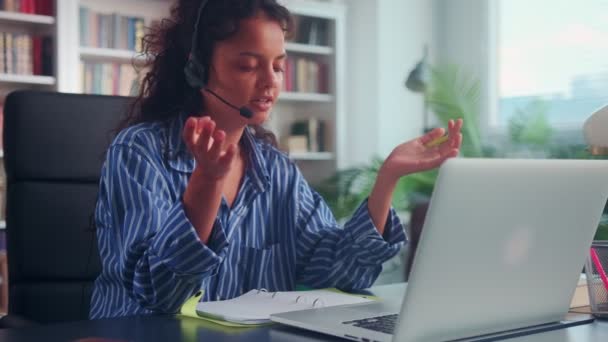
left=433, top=0, right=494, bottom=136
left=342, top=0, right=379, bottom=167
left=342, top=0, right=435, bottom=168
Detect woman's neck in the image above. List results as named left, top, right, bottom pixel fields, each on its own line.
left=202, top=111, right=245, bottom=150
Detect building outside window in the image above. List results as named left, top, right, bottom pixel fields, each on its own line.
left=497, top=0, right=608, bottom=130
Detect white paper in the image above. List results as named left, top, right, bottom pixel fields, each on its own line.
left=195, top=289, right=374, bottom=324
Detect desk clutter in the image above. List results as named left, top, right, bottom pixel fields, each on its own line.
left=586, top=242, right=608, bottom=318
left=182, top=289, right=374, bottom=326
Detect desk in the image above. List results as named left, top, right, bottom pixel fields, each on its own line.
left=0, top=283, right=606, bottom=342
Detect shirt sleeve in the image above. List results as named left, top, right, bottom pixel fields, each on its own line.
left=97, top=143, right=229, bottom=313
left=293, top=170, right=407, bottom=291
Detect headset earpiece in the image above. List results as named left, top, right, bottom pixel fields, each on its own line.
left=184, top=0, right=211, bottom=89
left=184, top=55, right=206, bottom=89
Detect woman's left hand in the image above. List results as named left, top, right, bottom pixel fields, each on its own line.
left=380, top=118, right=463, bottom=182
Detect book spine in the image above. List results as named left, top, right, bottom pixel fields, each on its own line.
left=0, top=33, right=5, bottom=74
left=79, top=7, right=88, bottom=47
left=134, top=18, right=144, bottom=52
left=41, top=36, right=53, bottom=76
left=5, top=33, right=12, bottom=74
left=127, top=17, right=135, bottom=51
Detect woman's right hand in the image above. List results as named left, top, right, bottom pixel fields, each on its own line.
left=182, top=116, right=235, bottom=243
left=182, top=116, right=237, bottom=182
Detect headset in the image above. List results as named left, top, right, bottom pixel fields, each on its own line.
left=184, top=0, right=254, bottom=118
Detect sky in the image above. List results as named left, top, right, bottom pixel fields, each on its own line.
left=499, top=0, right=608, bottom=98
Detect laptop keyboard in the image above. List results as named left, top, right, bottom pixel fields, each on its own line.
left=342, top=314, right=398, bottom=335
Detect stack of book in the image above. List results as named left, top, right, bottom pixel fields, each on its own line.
left=0, top=33, right=53, bottom=76
left=282, top=56, right=328, bottom=94
left=290, top=15, right=329, bottom=46
left=79, top=6, right=146, bottom=52
left=285, top=118, right=327, bottom=154
left=80, top=62, right=142, bottom=96
left=0, top=0, right=54, bottom=15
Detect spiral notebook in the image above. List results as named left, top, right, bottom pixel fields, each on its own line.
left=195, top=289, right=375, bottom=325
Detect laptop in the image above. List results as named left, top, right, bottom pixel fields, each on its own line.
left=271, top=158, right=608, bottom=342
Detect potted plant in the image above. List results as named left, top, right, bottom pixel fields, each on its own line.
left=314, top=64, right=485, bottom=219
left=314, top=64, right=608, bottom=242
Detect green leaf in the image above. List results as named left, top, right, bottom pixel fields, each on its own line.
left=508, top=99, right=553, bottom=147
left=426, top=64, right=483, bottom=157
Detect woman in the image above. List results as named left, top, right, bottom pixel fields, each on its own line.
left=90, top=0, right=463, bottom=319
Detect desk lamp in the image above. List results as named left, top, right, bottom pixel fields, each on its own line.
left=584, top=105, right=608, bottom=299
left=405, top=45, right=430, bottom=133
left=584, top=105, right=608, bottom=156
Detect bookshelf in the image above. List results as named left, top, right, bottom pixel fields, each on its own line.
left=0, top=10, right=54, bottom=25
left=280, top=92, right=334, bottom=102
left=66, top=0, right=346, bottom=185
left=63, top=0, right=170, bottom=95
left=0, top=0, right=346, bottom=197
left=0, top=1, right=58, bottom=236
left=79, top=46, right=149, bottom=63
left=0, top=73, right=54, bottom=85
left=273, top=0, right=345, bottom=184
left=285, top=41, right=333, bottom=55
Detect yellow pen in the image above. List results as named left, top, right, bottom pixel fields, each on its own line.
left=425, top=135, right=449, bottom=148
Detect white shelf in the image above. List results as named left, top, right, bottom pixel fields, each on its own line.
left=80, top=47, right=149, bottom=63
left=286, top=42, right=333, bottom=55
left=0, top=10, right=55, bottom=25
left=0, top=73, right=55, bottom=85
left=0, top=221, right=5, bottom=230
left=289, top=152, right=334, bottom=161
left=279, top=92, right=333, bottom=102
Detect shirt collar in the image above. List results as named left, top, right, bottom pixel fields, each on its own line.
left=241, top=126, right=271, bottom=192
left=164, top=112, right=270, bottom=192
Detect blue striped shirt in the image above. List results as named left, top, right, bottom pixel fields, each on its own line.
left=90, top=112, right=407, bottom=319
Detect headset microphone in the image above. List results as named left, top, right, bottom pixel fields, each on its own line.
left=204, top=88, right=254, bottom=119
left=184, top=0, right=254, bottom=119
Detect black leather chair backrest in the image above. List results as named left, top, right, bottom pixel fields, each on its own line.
left=3, top=90, right=130, bottom=323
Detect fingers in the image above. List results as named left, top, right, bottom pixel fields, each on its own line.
left=423, top=147, right=459, bottom=171
left=437, top=119, right=461, bottom=161
left=183, top=117, right=198, bottom=151
left=438, top=119, right=461, bottom=155
left=198, top=117, right=215, bottom=153
left=440, top=133, right=461, bottom=155
left=419, top=127, right=446, bottom=145
left=184, top=116, right=229, bottom=161
left=421, top=118, right=464, bottom=149
left=446, top=118, right=463, bottom=149
left=446, top=148, right=459, bottom=158
left=218, top=143, right=237, bottom=168
left=418, top=154, right=444, bottom=171
left=181, top=116, right=236, bottom=181
left=440, top=147, right=460, bottom=163
left=207, top=129, right=226, bottom=161
left=452, top=132, right=463, bottom=149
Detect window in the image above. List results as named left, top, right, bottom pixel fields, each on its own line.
left=497, top=0, right=608, bottom=128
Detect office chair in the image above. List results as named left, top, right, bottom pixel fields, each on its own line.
left=2, top=90, right=130, bottom=325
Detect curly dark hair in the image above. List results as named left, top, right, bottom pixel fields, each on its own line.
left=122, top=0, right=294, bottom=146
